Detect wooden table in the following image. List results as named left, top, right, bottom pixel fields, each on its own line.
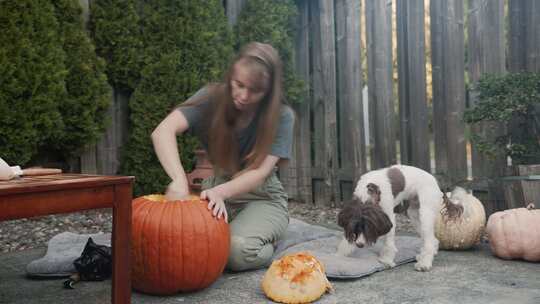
left=0, top=174, right=134, bottom=304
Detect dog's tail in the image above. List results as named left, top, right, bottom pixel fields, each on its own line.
left=449, top=186, right=469, bottom=202
left=440, top=188, right=465, bottom=222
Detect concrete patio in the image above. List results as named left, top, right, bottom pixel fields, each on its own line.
left=1, top=238, right=539, bottom=304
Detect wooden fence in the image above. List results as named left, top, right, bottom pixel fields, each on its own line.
left=277, top=0, right=540, bottom=214
left=81, top=0, right=540, bottom=214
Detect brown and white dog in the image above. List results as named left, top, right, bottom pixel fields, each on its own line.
left=336, top=165, right=444, bottom=271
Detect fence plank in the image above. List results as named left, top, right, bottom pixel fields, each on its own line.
left=115, top=90, right=130, bottom=167
left=81, top=89, right=128, bottom=176
left=430, top=0, right=467, bottom=185
left=503, top=165, right=540, bottom=209
left=319, top=0, right=340, bottom=205
left=508, top=1, right=527, bottom=72
left=291, top=0, right=312, bottom=204
left=508, top=0, right=540, bottom=72
left=525, top=0, right=540, bottom=72
left=225, top=0, right=246, bottom=26
left=430, top=0, right=447, bottom=174
left=79, top=0, right=99, bottom=175
left=515, top=165, right=540, bottom=208
left=96, top=89, right=118, bottom=175
left=310, top=0, right=339, bottom=205
left=396, top=0, right=430, bottom=171
left=80, top=145, right=97, bottom=174
left=310, top=0, right=326, bottom=205
left=467, top=0, right=506, bottom=215
left=366, top=0, right=396, bottom=169
left=335, top=0, right=366, bottom=201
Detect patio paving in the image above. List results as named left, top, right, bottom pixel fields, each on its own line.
left=1, top=234, right=539, bottom=304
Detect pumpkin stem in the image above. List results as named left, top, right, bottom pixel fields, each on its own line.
left=325, top=278, right=335, bottom=293
left=526, top=203, right=535, bottom=210
left=440, top=192, right=464, bottom=222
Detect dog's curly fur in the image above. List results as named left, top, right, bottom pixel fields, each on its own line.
left=336, top=165, right=444, bottom=272
left=337, top=199, right=393, bottom=246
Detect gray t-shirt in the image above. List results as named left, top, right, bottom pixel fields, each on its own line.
left=178, top=87, right=295, bottom=163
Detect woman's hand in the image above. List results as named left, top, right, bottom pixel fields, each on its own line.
left=200, top=188, right=228, bottom=222
left=165, top=179, right=191, bottom=201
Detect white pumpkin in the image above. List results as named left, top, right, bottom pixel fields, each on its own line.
left=261, top=252, right=333, bottom=304
left=435, top=187, right=486, bottom=250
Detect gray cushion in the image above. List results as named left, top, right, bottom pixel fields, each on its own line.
left=273, top=235, right=422, bottom=279
left=26, top=232, right=111, bottom=278
left=26, top=218, right=421, bottom=280
left=272, top=218, right=422, bottom=279
left=273, top=218, right=341, bottom=255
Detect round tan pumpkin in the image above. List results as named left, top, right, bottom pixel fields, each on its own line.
left=486, top=203, right=540, bottom=262
left=435, top=187, right=486, bottom=250
left=131, top=194, right=230, bottom=295
left=261, top=252, right=333, bottom=304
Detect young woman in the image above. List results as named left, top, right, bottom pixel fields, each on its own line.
left=151, top=42, right=295, bottom=271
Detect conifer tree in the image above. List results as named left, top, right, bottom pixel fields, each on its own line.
left=51, top=0, right=111, bottom=157
left=236, top=0, right=304, bottom=104
left=89, top=0, right=142, bottom=91
left=0, top=0, right=66, bottom=165
left=121, top=0, right=233, bottom=195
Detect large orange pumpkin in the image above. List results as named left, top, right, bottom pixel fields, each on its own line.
left=131, top=194, right=230, bottom=295
left=486, top=204, right=540, bottom=262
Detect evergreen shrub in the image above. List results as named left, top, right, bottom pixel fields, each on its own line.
left=120, top=0, right=233, bottom=195
left=89, top=0, right=142, bottom=91
left=0, top=0, right=66, bottom=165
left=51, top=0, right=111, bottom=157
left=236, top=0, right=304, bottom=104
left=464, top=73, right=540, bottom=165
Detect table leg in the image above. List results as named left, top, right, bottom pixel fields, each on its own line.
left=112, top=183, right=132, bottom=304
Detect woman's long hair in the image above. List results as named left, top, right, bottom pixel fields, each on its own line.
left=190, top=42, right=285, bottom=175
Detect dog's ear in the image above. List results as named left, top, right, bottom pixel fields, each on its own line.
left=344, top=219, right=360, bottom=243
left=363, top=209, right=393, bottom=245
left=337, top=208, right=348, bottom=228
left=338, top=200, right=364, bottom=243
left=337, top=199, right=356, bottom=228
left=366, top=183, right=381, bottom=204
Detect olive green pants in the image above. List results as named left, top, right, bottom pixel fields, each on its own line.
left=202, top=171, right=289, bottom=272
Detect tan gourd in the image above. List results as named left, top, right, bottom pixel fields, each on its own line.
left=486, top=203, right=540, bottom=262
left=435, top=187, right=486, bottom=250
left=262, top=252, right=333, bottom=304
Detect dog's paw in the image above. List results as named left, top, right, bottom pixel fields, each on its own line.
left=378, top=257, right=396, bottom=268
left=414, top=260, right=432, bottom=272
left=336, top=238, right=355, bottom=256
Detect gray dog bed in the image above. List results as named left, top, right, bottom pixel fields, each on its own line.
left=27, top=218, right=421, bottom=279
left=273, top=234, right=421, bottom=279
left=273, top=218, right=422, bottom=279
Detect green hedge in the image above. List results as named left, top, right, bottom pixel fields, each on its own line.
left=236, top=0, right=304, bottom=104
left=89, top=0, right=142, bottom=91
left=119, top=0, right=233, bottom=196
left=0, top=1, right=67, bottom=165
left=51, top=0, right=111, bottom=157
left=464, top=73, right=540, bottom=165
left=0, top=0, right=111, bottom=166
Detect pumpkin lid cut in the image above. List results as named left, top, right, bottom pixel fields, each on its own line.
left=261, top=252, right=333, bottom=304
